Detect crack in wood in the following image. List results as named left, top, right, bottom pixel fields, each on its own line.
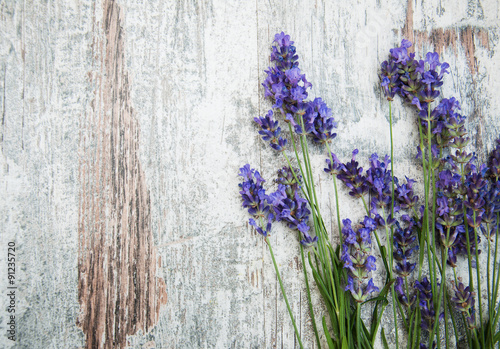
left=402, top=0, right=490, bottom=75
left=77, top=0, right=167, bottom=348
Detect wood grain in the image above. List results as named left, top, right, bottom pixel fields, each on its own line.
left=0, top=0, right=499, bottom=348
left=77, top=0, right=167, bottom=348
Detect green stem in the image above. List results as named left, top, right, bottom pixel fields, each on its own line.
left=461, top=163, right=475, bottom=297
left=325, top=142, right=343, bottom=246
left=300, top=245, right=321, bottom=349
left=360, top=195, right=370, bottom=216
left=472, top=212, right=484, bottom=343
left=416, top=117, right=430, bottom=282
left=389, top=101, right=395, bottom=217
left=356, top=303, right=362, bottom=349
left=487, top=223, right=494, bottom=347
left=266, top=236, right=304, bottom=349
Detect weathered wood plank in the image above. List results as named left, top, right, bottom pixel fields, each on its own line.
left=0, top=0, right=498, bottom=348
left=77, top=0, right=167, bottom=348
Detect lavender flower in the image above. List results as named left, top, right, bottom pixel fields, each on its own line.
left=365, top=153, right=393, bottom=211
left=270, top=167, right=317, bottom=246
left=379, top=61, right=400, bottom=101
left=488, top=137, right=500, bottom=181
left=415, top=277, right=444, bottom=331
left=239, top=164, right=273, bottom=236
left=262, top=32, right=312, bottom=122
left=302, top=98, right=338, bottom=144
left=324, top=152, right=343, bottom=175
left=262, top=33, right=337, bottom=144
left=393, top=217, right=419, bottom=278
left=381, top=40, right=449, bottom=115
left=451, top=281, right=476, bottom=329
left=394, top=276, right=416, bottom=307
left=394, top=176, right=419, bottom=210
left=254, top=110, right=287, bottom=152
left=335, top=150, right=369, bottom=198
left=342, top=217, right=379, bottom=302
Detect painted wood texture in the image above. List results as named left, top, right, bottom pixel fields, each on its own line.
left=0, top=0, right=499, bottom=348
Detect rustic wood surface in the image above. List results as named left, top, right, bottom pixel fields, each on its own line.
left=0, top=0, right=498, bottom=348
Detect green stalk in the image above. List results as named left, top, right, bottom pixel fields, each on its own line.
left=487, top=222, right=494, bottom=346
left=360, top=196, right=370, bottom=216
left=325, top=142, right=343, bottom=245
left=356, top=303, right=362, bottom=348
left=472, top=212, right=485, bottom=346
left=442, top=249, right=449, bottom=349
left=460, top=163, right=475, bottom=297
left=300, top=244, right=321, bottom=348
left=388, top=100, right=399, bottom=349
left=446, top=292, right=460, bottom=349
left=290, top=118, right=345, bottom=344
left=492, top=214, right=500, bottom=303
left=297, top=119, right=342, bottom=331
left=265, top=236, right=304, bottom=348
left=389, top=101, right=395, bottom=217
left=426, top=108, right=438, bottom=300
left=416, top=117, right=431, bottom=281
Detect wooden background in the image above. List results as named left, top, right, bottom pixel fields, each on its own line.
left=0, top=0, right=499, bottom=348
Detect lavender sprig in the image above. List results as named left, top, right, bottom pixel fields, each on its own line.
left=451, top=281, right=476, bottom=329
left=415, top=277, right=444, bottom=332
left=342, top=217, right=380, bottom=302
left=270, top=167, right=317, bottom=247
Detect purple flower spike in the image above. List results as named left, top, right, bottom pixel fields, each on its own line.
left=342, top=217, right=379, bottom=302
left=303, top=98, right=337, bottom=144
left=271, top=167, right=317, bottom=246
left=239, top=165, right=275, bottom=237
left=415, top=277, right=444, bottom=332
left=345, top=276, right=379, bottom=303
left=324, top=152, right=344, bottom=175
left=336, top=150, right=369, bottom=199
left=381, top=39, right=450, bottom=117
left=254, top=110, right=287, bottom=152
left=451, top=281, right=476, bottom=329
left=393, top=218, right=419, bottom=278
left=488, top=137, right=500, bottom=181
left=395, top=277, right=417, bottom=307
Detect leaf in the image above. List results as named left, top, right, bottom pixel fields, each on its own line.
left=381, top=328, right=390, bottom=349
left=379, top=246, right=390, bottom=280
left=322, top=316, right=335, bottom=349
left=342, top=337, right=349, bottom=349
left=369, top=299, right=388, bottom=342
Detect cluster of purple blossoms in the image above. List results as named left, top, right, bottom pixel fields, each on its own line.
left=488, top=138, right=500, bottom=181
left=415, top=277, right=444, bottom=331
left=239, top=165, right=317, bottom=246
left=254, top=110, right=287, bottom=152
left=365, top=153, right=393, bottom=211
left=341, top=217, right=379, bottom=302
left=301, top=98, right=338, bottom=143
left=325, top=150, right=407, bottom=230
left=451, top=280, right=476, bottom=329
left=379, top=39, right=449, bottom=113
left=256, top=32, right=337, bottom=150
left=325, top=149, right=369, bottom=198
left=269, top=167, right=317, bottom=246
left=393, top=216, right=419, bottom=307
left=393, top=216, right=419, bottom=276
left=394, top=176, right=419, bottom=210
left=239, top=164, right=274, bottom=236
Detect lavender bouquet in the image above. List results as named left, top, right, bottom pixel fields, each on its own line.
left=237, top=32, right=500, bottom=349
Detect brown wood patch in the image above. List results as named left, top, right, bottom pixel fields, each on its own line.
left=402, top=0, right=490, bottom=74
left=77, top=0, right=167, bottom=348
